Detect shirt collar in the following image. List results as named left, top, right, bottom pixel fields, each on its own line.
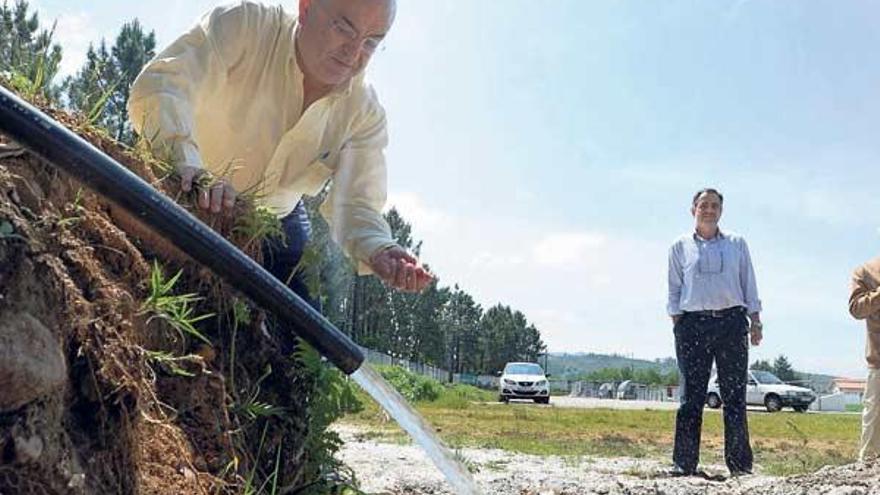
left=693, top=229, right=725, bottom=242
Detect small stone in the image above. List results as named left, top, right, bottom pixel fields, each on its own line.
left=181, top=466, right=196, bottom=483
left=0, top=312, right=66, bottom=411
left=195, top=344, right=215, bottom=363
left=67, top=473, right=86, bottom=489
left=193, top=456, right=208, bottom=471
left=13, top=434, right=43, bottom=463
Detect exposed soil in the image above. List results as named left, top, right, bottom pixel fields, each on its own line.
left=0, top=101, right=318, bottom=494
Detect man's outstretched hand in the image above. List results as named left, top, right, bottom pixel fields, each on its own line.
left=369, top=245, right=434, bottom=293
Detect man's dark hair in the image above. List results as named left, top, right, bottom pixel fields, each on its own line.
left=692, top=188, right=724, bottom=206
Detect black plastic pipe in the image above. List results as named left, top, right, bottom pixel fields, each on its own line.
left=0, top=84, right=364, bottom=375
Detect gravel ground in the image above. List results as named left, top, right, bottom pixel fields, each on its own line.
left=335, top=424, right=880, bottom=495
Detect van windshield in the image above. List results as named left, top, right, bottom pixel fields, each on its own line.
left=504, top=363, right=544, bottom=375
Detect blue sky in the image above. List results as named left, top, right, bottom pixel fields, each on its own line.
left=32, top=0, right=880, bottom=377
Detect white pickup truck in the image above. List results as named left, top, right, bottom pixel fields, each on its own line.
left=706, top=370, right=816, bottom=413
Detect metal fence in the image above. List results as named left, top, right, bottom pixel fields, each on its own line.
left=360, top=347, right=450, bottom=382
left=569, top=380, right=680, bottom=401
left=360, top=347, right=515, bottom=389
left=359, top=348, right=597, bottom=396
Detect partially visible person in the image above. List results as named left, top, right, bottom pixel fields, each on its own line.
left=667, top=187, right=763, bottom=477
left=128, top=0, right=433, bottom=302
left=849, top=255, right=880, bottom=461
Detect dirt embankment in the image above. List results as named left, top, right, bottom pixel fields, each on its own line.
left=0, top=105, right=318, bottom=494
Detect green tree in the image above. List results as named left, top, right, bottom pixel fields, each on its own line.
left=65, top=19, right=155, bottom=142
left=772, top=355, right=797, bottom=382
left=441, top=285, right=483, bottom=377
left=479, top=304, right=546, bottom=374
left=751, top=359, right=774, bottom=372
left=0, top=0, right=63, bottom=100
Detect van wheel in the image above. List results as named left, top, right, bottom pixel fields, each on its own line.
left=706, top=393, right=722, bottom=409
left=765, top=394, right=782, bottom=413
left=499, top=395, right=509, bottom=404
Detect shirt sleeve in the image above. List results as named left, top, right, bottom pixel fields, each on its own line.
left=667, top=242, right=684, bottom=316
left=738, top=239, right=762, bottom=314
left=849, top=267, right=880, bottom=320
left=127, top=2, right=254, bottom=170
left=319, top=88, right=396, bottom=275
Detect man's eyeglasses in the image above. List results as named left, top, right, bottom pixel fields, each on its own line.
left=312, top=0, right=385, bottom=55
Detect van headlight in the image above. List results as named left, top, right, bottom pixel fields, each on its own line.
left=503, top=379, right=516, bottom=385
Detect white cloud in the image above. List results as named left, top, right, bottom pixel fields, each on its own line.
left=533, top=232, right=607, bottom=267
left=386, top=192, right=452, bottom=234
left=469, top=251, right=526, bottom=270
left=52, top=11, right=98, bottom=77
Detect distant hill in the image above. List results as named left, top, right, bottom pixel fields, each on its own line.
left=547, top=352, right=677, bottom=379
left=547, top=352, right=840, bottom=392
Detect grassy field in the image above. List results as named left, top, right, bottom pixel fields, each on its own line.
left=341, top=386, right=860, bottom=476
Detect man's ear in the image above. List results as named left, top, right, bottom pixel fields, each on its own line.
left=299, top=0, right=312, bottom=21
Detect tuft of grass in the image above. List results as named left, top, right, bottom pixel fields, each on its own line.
left=144, top=350, right=197, bottom=377
left=140, top=260, right=215, bottom=346
left=372, top=365, right=445, bottom=403
left=453, top=448, right=479, bottom=474
left=57, top=188, right=85, bottom=227
left=233, top=205, right=284, bottom=252
left=228, top=298, right=252, bottom=397
left=235, top=364, right=286, bottom=422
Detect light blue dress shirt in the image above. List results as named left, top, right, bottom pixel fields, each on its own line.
left=667, top=230, right=762, bottom=316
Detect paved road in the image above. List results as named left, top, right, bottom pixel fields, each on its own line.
left=548, top=396, right=681, bottom=410
left=504, top=396, right=856, bottom=414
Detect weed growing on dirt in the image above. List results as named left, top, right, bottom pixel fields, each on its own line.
left=297, top=343, right=364, bottom=491
left=233, top=205, right=284, bottom=252
left=140, top=260, right=215, bottom=346
left=56, top=187, right=85, bottom=227
left=236, top=364, right=286, bottom=422
left=229, top=297, right=252, bottom=397
left=144, top=350, right=196, bottom=377
left=453, top=448, right=479, bottom=474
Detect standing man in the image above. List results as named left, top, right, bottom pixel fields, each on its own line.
left=666, top=188, right=763, bottom=477
left=849, top=255, right=880, bottom=461
left=128, top=0, right=432, bottom=300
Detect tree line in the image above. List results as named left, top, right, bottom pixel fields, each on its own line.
left=3, top=1, right=547, bottom=377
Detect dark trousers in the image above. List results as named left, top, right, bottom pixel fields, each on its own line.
left=261, top=200, right=318, bottom=309
left=673, top=309, right=753, bottom=474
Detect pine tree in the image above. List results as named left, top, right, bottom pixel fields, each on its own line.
left=64, top=19, right=155, bottom=143
left=0, top=1, right=63, bottom=101
left=772, top=355, right=797, bottom=382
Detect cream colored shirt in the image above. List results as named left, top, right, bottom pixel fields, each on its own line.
left=128, top=1, right=396, bottom=271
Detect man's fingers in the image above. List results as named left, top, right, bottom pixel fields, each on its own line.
left=223, top=182, right=237, bottom=209
left=180, top=168, right=196, bottom=192
left=198, top=187, right=210, bottom=210
left=210, top=182, right=225, bottom=213
left=393, top=260, right=408, bottom=289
